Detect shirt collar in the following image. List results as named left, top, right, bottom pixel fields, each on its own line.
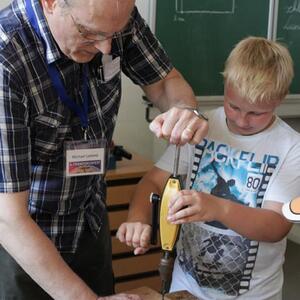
left=27, top=0, right=62, bottom=64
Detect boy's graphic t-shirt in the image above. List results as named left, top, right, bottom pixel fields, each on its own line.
left=156, top=107, right=300, bottom=300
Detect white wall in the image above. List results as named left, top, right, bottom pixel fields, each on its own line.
left=113, top=0, right=167, bottom=161
left=113, top=0, right=156, bottom=159
left=0, top=0, right=10, bottom=8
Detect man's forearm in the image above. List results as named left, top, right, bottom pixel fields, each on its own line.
left=142, top=68, right=197, bottom=112
left=160, top=69, right=197, bottom=110
left=0, top=216, right=97, bottom=300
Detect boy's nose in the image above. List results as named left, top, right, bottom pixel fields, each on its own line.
left=236, top=113, right=249, bottom=127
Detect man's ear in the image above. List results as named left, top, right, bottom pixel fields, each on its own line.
left=40, top=0, right=56, bottom=14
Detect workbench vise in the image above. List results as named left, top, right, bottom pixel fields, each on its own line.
left=108, top=145, right=132, bottom=169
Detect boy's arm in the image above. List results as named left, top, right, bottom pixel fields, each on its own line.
left=219, top=198, right=292, bottom=241
left=168, top=190, right=292, bottom=242
left=127, top=167, right=171, bottom=222
left=116, top=167, right=171, bottom=254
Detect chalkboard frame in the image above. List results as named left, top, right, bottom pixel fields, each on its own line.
left=155, top=0, right=300, bottom=97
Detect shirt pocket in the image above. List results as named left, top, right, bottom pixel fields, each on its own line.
left=31, top=110, right=71, bottom=163
left=89, top=70, right=121, bottom=139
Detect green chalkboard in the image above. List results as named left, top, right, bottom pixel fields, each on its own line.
left=156, top=0, right=269, bottom=96
left=277, top=0, right=300, bottom=94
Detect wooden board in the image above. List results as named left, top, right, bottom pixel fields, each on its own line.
left=125, top=286, right=198, bottom=300
left=115, top=277, right=161, bottom=294
left=125, top=286, right=170, bottom=300
left=166, top=290, right=198, bottom=300
left=106, top=153, right=153, bottom=181
left=112, top=252, right=161, bottom=277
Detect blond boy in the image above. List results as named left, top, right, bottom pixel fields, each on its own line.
left=117, top=37, right=300, bottom=299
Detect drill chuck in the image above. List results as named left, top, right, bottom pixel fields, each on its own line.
left=159, top=251, right=174, bottom=295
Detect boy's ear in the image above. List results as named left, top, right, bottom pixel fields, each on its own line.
left=275, top=98, right=283, bottom=107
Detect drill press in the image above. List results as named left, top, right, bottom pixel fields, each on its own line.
left=150, top=146, right=182, bottom=299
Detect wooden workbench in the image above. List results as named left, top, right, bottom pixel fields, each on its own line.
left=126, top=286, right=198, bottom=300
left=106, top=153, right=162, bottom=292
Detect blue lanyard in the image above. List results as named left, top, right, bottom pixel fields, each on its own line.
left=25, top=0, right=89, bottom=131
left=47, top=64, right=89, bottom=130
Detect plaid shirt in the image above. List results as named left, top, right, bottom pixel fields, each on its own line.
left=0, top=0, right=172, bottom=253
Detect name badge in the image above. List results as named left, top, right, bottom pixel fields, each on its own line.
left=65, top=140, right=106, bottom=177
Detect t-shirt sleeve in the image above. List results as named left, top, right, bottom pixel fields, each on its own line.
left=264, top=141, right=300, bottom=204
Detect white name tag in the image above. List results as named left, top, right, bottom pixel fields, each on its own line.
left=65, top=141, right=105, bottom=177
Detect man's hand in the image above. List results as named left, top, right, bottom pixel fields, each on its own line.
left=98, top=293, right=142, bottom=299
left=116, top=222, right=151, bottom=255
left=149, top=107, right=208, bottom=145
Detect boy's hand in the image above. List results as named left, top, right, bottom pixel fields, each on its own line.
left=116, top=222, right=151, bottom=255
left=149, top=107, right=208, bottom=145
left=167, top=190, right=220, bottom=224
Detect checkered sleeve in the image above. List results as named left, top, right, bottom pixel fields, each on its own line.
left=0, top=62, right=31, bottom=192
left=121, top=7, right=173, bottom=86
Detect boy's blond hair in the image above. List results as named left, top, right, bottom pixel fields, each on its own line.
left=222, top=36, right=294, bottom=104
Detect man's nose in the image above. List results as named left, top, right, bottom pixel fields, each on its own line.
left=93, top=38, right=112, bottom=54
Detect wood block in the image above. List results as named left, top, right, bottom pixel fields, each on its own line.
left=115, top=276, right=161, bottom=293
left=166, top=290, right=198, bottom=300
left=125, top=286, right=199, bottom=300
left=124, top=286, right=170, bottom=300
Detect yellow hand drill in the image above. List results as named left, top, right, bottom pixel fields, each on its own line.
left=150, top=145, right=182, bottom=299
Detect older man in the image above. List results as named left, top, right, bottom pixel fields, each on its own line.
left=0, top=0, right=207, bottom=299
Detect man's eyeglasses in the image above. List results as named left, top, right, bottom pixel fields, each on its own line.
left=70, top=14, right=134, bottom=42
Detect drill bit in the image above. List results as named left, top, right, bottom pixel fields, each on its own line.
left=173, top=145, right=180, bottom=177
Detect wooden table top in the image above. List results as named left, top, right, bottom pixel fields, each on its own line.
left=106, top=152, right=153, bottom=181
left=125, top=286, right=198, bottom=300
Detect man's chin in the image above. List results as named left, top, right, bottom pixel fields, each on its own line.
left=67, top=51, right=96, bottom=63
